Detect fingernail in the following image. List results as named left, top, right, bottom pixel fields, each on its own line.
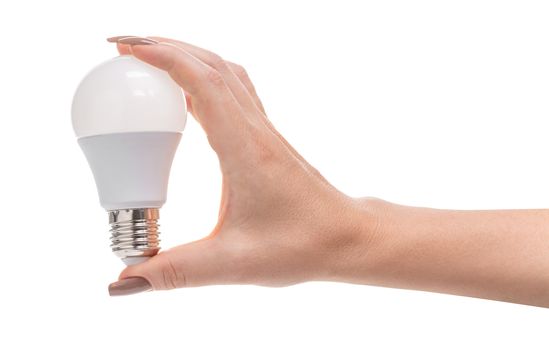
left=107, top=36, right=158, bottom=46
left=106, top=36, right=133, bottom=43
left=108, top=277, right=152, bottom=296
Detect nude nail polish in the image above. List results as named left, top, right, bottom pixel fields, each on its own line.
left=107, top=36, right=158, bottom=46
left=109, top=277, right=152, bottom=296
left=106, top=36, right=134, bottom=43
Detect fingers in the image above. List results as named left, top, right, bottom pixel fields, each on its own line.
left=110, top=36, right=326, bottom=181
left=147, top=37, right=264, bottom=116
left=117, top=42, right=194, bottom=114
left=131, top=43, right=220, bottom=96
left=129, top=43, right=250, bottom=157
left=143, top=39, right=265, bottom=116
left=144, top=39, right=328, bottom=182
left=148, top=38, right=265, bottom=113
left=116, top=238, right=239, bottom=291
left=141, top=38, right=327, bottom=180
left=115, top=37, right=262, bottom=120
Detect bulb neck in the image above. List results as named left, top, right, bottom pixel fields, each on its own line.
left=108, top=208, right=160, bottom=263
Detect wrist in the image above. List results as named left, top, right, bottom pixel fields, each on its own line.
left=319, top=196, right=388, bottom=283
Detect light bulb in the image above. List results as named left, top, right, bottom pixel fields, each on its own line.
left=72, top=55, right=187, bottom=265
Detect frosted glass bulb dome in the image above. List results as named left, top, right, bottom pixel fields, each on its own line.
left=72, top=55, right=186, bottom=137
left=72, top=55, right=187, bottom=265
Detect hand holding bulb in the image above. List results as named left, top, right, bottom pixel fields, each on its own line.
left=95, top=36, right=549, bottom=308
left=105, top=36, right=365, bottom=293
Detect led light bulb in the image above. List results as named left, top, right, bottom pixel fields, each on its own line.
left=72, top=55, right=187, bottom=265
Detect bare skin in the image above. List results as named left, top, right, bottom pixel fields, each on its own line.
left=107, top=36, right=549, bottom=308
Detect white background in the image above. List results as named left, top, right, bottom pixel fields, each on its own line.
left=0, top=0, right=548, bottom=348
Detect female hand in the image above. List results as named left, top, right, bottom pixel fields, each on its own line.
left=107, top=37, right=549, bottom=308
left=107, top=36, right=372, bottom=295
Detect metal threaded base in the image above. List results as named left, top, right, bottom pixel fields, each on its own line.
left=108, top=208, right=160, bottom=260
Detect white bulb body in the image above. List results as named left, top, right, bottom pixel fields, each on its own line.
left=72, top=55, right=187, bottom=265
left=72, top=55, right=187, bottom=210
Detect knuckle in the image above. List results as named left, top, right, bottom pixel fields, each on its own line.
left=209, top=53, right=227, bottom=70
left=160, top=255, right=186, bottom=290
left=205, top=68, right=226, bottom=88
left=231, top=63, right=249, bottom=80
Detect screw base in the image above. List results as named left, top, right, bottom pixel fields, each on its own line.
left=108, top=208, right=160, bottom=262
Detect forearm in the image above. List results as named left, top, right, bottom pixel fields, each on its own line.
left=335, top=198, right=549, bottom=307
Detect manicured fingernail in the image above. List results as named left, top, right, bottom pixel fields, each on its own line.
left=107, top=36, right=158, bottom=46
left=108, top=277, right=152, bottom=296
left=107, top=36, right=134, bottom=43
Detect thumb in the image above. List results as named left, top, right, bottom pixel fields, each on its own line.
left=108, top=238, right=236, bottom=296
